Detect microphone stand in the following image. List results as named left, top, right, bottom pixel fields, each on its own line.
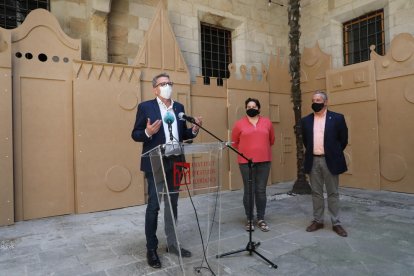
left=168, top=122, right=173, bottom=142
left=188, top=119, right=278, bottom=269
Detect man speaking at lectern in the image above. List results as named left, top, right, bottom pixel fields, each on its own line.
left=131, top=73, right=202, bottom=269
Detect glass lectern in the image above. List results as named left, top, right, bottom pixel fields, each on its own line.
left=142, top=142, right=226, bottom=275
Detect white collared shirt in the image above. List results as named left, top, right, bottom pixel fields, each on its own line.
left=156, top=97, right=179, bottom=144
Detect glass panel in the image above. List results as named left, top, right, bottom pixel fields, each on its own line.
left=142, top=142, right=227, bottom=275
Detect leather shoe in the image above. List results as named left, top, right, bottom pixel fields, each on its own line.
left=166, top=246, right=192, bottom=257
left=332, top=225, right=348, bottom=237
left=306, top=221, right=324, bottom=232
left=146, top=249, right=161, bottom=268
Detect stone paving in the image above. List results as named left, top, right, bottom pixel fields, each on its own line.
left=1, top=182, right=414, bottom=275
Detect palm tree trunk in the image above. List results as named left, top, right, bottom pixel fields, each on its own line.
left=288, top=0, right=311, bottom=194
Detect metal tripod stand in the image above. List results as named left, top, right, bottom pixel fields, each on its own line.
left=216, top=159, right=277, bottom=269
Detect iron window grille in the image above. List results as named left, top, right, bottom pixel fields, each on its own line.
left=0, top=0, right=49, bottom=29
left=343, top=9, right=385, bottom=66
left=200, top=23, right=232, bottom=86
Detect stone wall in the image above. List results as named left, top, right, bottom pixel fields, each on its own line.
left=167, top=0, right=288, bottom=80
left=50, top=0, right=90, bottom=59
left=109, top=0, right=158, bottom=64
left=49, top=0, right=414, bottom=75
left=50, top=0, right=288, bottom=80
left=300, top=0, right=414, bottom=68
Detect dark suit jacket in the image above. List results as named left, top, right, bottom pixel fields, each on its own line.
left=301, top=110, right=348, bottom=175
left=131, top=99, right=196, bottom=172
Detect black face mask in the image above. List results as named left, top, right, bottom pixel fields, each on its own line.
left=246, top=108, right=260, bottom=117
left=311, top=102, right=325, bottom=113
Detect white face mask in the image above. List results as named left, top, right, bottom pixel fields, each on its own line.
left=159, top=84, right=172, bottom=99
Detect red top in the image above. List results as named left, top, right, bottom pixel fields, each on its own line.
left=231, top=116, right=275, bottom=164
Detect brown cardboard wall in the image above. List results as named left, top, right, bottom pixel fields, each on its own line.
left=10, top=9, right=81, bottom=221
left=0, top=29, right=14, bottom=225
left=73, top=61, right=143, bottom=213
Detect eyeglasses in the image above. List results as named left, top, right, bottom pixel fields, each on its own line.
left=155, top=81, right=174, bottom=88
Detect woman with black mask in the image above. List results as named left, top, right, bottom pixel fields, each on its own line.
left=231, top=98, right=275, bottom=232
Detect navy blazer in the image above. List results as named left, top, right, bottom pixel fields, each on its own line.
left=131, top=99, right=196, bottom=172
left=301, top=110, right=348, bottom=175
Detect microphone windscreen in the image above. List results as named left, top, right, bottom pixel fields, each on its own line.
left=163, top=112, right=175, bottom=124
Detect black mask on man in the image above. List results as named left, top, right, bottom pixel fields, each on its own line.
left=246, top=109, right=260, bottom=117
left=311, top=102, right=325, bottom=113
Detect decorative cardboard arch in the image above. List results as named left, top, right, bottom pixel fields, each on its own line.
left=132, top=1, right=188, bottom=75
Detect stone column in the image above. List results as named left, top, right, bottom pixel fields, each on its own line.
left=90, top=0, right=111, bottom=62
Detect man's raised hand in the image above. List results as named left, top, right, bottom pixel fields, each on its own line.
left=146, top=118, right=162, bottom=136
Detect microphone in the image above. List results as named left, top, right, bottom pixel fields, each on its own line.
left=163, top=112, right=175, bottom=142
left=178, top=112, right=196, bottom=123
left=163, top=112, right=175, bottom=125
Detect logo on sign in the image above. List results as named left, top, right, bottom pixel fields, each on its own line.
left=173, top=162, right=191, bottom=187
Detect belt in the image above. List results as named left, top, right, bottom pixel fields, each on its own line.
left=313, top=154, right=325, bottom=157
